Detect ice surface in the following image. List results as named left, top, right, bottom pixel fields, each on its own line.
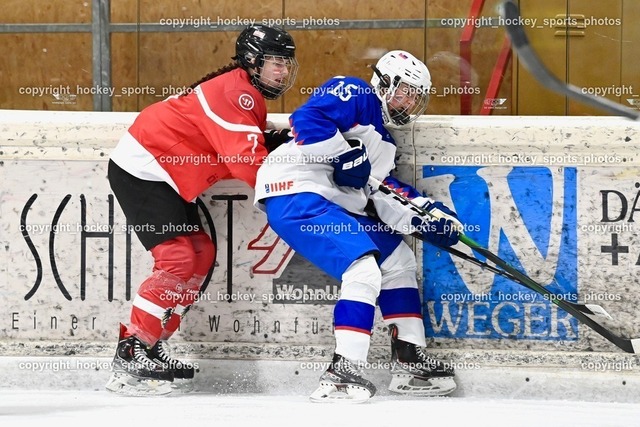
left=1, top=356, right=640, bottom=426
left=2, top=391, right=640, bottom=427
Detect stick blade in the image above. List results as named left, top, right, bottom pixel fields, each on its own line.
left=630, top=339, right=640, bottom=354
left=583, top=304, right=613, bottom=320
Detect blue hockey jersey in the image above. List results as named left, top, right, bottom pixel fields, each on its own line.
left=254, top=76, right=431, bottom=231
left=255, top=76, right=396, bottom=211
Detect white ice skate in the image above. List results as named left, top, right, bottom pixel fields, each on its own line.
left=309, top=353, right=376, bottom=403
left=388, top=373, right=457, bottom=397
left=105, top=372, right=173, bottom=397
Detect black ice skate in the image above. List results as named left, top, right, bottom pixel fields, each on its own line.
left=309, top=353, right=376, bottom=403
left=147, top=340, right=199, bottom=392
left=388, top=324, right=457, bottom=397
left=148, top=340, right=197, bottom=379
left=105, top=324, right=174, bottom=396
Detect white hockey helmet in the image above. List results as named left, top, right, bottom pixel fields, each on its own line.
left=370, top=50, right=431, bottom=126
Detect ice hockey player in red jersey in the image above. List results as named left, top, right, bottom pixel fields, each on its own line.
left=105, top=24, right=298, bottom=396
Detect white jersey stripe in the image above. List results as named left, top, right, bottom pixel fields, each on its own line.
left=109, top=131, right=180, bottom=193
left=254, top=122, right=393, bottom=215
left=132, top=295, right=167, bottom=320
left=196, top=85, right=262, bottom=133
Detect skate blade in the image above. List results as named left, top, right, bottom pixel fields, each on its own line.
left=105, top=372, right=173, bottom=396
left=389, top=374, right=457, bottom=397
left=309, top=381, right=372, bottom=404
left=171, top=379, right=195, bottom=394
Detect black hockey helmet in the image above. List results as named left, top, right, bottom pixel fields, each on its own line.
left=234, top=25, right=298, bottom=99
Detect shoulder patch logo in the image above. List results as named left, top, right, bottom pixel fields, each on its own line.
left=239, top=93, right=255, bottom=110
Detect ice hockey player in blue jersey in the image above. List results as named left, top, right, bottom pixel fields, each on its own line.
left=254, top=50, right=461, bottom=402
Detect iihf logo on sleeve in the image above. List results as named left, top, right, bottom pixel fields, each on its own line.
left=265, top=180, right=294, bottom=194
left=421, top=166, right=578, bottom=342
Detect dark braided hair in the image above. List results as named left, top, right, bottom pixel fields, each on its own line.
left=181, top=62, right=242, bottom=96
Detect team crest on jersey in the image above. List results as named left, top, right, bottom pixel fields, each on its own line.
left=239, top=93, right=255, bottom=110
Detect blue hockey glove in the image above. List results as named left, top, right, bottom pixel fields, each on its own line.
left=424, top=200, right=456, bottom=217
left=332, top=144, right=371, bottom=189
left=420, top=199, right=464, bottom=232
left=411, top=216, right=459, bottom=247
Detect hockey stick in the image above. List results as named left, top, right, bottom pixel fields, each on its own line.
left=368, top=176, right=640, bottom=353
left=500, top=0, right=640, bottom=120
left=369, top=176, right=608, bottom=317
left=425, top=238, right=549, bottom=290
left=414, top=233, right=610, bottom=320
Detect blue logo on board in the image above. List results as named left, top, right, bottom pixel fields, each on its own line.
left=422, top=166, right=578, bottom=341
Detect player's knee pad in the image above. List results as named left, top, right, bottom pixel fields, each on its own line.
left=380, top=242, right=418, bottom=290
left=340, top=255, right=382, bottom=305
left=189, top=231, right=216, bottom=277
left=150, top=236, right=197, bottom=281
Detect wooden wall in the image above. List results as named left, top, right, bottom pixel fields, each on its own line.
left=1, top=0, right=636, bottom=116
left=513, top=0, right=640, bottom=116
left=1, top=0, right=94, bottom=110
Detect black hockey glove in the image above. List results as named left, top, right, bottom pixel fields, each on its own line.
left=264, top=129, right=293, bottom=152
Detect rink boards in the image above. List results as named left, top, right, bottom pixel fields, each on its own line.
left=2, top=111, right=640, bottom=358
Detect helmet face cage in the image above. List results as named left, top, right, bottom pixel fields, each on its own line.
left=371, top=50, right=431, bottom=126
left=251, top=55, right=299, bottom=100
left=235, top=25, right=298, bottom=99
left=384, top=81, right=430, bottom=126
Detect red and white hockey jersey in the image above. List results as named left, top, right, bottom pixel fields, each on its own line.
left=110, top=68, right=268, bottom=202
